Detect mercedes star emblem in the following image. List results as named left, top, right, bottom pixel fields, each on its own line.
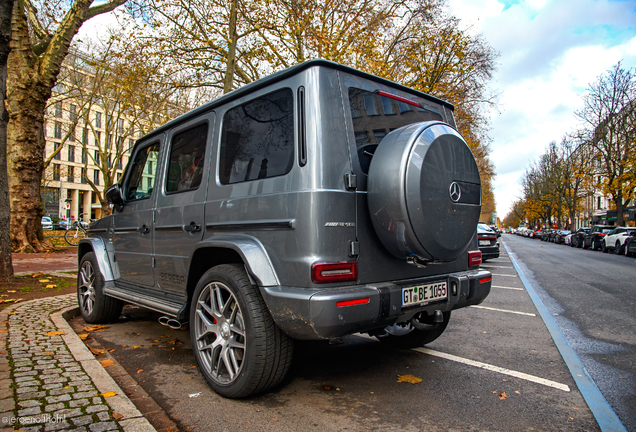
left=449, top=182, right=461, bottom=203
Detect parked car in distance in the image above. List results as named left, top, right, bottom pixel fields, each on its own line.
left=554, top=230, right=571, bottom=244
left=76, top=60, right=492, bottom=399
left=583, top=225, right=615, bottom=250
left=41, top=216, right=53, bottom=230
left=478, top=223, right=500, bottom=261
left=489, top=225, right=501, bottom=237
left=625, top=234, right=636, bottom=257
left=54, top=219, right=69, bottom=230
left=570, top=227, right=590, bottom=248
left=564, top=232, right=574, bottom=245
left=603, top=227, right=636, bottom=254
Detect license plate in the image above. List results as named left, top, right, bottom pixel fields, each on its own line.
left=479, top=240, right=490, bottom=245
left=402, top=281, right=448, bottom=307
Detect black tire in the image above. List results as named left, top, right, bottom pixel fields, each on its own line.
left=190, top=264, right=294, bottom=398
left=65, top=227, right=86, bottom=246
left=377, top=312, right=451, bottom=349
left=616, top=241, right=624, bottom=255
left=602, top=242, right=609, bottom=253
left=77, top=252, right=123, bottom=323
left=582, top=239, right=589, bottom=249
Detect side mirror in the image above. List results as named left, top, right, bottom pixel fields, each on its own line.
left=105, top=184, right=124, bottom=212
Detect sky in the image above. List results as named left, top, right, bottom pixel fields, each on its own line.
left=447, top=0, right=636, bottom=221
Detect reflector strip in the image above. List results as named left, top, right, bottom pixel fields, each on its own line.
left=479, top=277, right=492, bottom=284
left=376, top=91, right=420, bottom=107
left=336, top=298, right=370, bottom=307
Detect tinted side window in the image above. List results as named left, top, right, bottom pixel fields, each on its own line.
left=166, top=123, right=208, bottom=193
left=219, top=89, right=294, bottom=185
left=348, top=88, right=443, bottom=174
left=125, top=143, right=159, bottom=201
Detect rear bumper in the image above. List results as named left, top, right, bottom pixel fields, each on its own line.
left=260, top=269, right=491, bottom=340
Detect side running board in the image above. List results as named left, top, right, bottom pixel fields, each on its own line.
left=104, top=285, right=183, bottom=318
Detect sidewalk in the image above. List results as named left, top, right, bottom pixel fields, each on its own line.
left=1, top=254, right=157, bottom=431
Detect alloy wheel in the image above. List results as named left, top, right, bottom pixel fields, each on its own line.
left=78, top=260, right=96, bottom=316
left=194, top=282, right=246, bottom=385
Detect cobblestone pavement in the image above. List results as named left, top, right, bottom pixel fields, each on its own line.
left=0, top=295, right=155, bottom=432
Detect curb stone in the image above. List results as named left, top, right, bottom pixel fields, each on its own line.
left=0, top=294, right=156, bottom=432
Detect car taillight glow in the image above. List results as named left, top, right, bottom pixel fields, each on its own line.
left=479, top=277, right=491, bottom=284
left=336, top=298, right=370, bottom=307
left=311, top=261, right=358, bottom=284
left=468, top=250, right=482, bottom=267
left=375, top=91, right=420, bottom=107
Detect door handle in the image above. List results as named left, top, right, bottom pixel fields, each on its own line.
left=184, top=222, right=201, bottom=233
left=138, top=225, right=150, bottom=234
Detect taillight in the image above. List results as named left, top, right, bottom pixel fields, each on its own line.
left=479, top=277, right=491, bottom=284
left=468, top=250, right=482, bottom=267
left=336, top=298, right=369, bottom=307
left=311, top=261, right=358, bottom=284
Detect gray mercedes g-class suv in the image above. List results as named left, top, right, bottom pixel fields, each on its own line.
left=77, top=60, right=491, bottom=398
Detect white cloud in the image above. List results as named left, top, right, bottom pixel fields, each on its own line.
left=449, top=0, right=636, bottom=221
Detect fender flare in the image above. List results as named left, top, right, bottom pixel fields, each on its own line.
left=191, top=234, right=280, bottom=287
left=78, top=237, right=115, bottom=281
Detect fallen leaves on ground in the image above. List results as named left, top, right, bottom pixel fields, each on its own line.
left=137, top=369, right=143, bottom=374
left=101, top=391, right=117, bottom=397
left=6, top=291, right=15, bottom=293
left=45, top=285, right=57, bottom=289
left=397, top=374, right=422, bottom=384
left=39, top=279, right=50, bottom=283
left=83, top=324, right=110, bottom=332
left=112, top=413, right=123, bottom=420
left=99, top=359, right=114, bottom=367
left=78, top=333, right=89, bottom=341
left=188, top=366, right=196, bottom=369
left=45, top=352, right=54, bottom=355
left=133, top=345, right=141, bottom=349
left=166, top=339, right=183, bottom=345
left=498, top=392, right=507, bottom=400
left=88, top=346, right=104, bottom=355
left=46, top=331, right=65, bottom=337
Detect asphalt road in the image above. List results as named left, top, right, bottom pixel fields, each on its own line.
left=68, top=244, right=613, bottom=432
left=501, top=233, right=636, bottom=431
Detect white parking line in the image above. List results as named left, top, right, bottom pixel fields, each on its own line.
left=492, top=285, right=524, bottom=291
left=413, top=348, right=571, bottom=392
left=491, top=273, right=518, bottom=277
left=470, top=305, right=536, bottom=316
left=482, top=265, right=514, bottom=269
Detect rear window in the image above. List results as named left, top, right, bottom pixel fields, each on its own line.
left=219, top=88, right=294, bottom=185
left=348, top=88, right=443, bottom=174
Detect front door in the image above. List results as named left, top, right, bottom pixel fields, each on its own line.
left=154, top=114, right=213, bottom=296
left=111, top=139, right=162, bottom=287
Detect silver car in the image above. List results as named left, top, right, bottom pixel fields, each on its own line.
left=76, top=60, right=491, bottom=398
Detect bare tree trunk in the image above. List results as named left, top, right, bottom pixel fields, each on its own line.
left=0, top=0, right=15, bottom=279
left=223, top=0, right=238, bottom=94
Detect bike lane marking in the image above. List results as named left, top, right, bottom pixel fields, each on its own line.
left=502, top=239, right=628, bottom=432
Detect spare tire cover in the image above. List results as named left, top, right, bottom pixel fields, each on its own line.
left=367, top=122, right=481, bottom=262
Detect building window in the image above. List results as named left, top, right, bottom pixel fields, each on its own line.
left=94, top=150, right=99, bottom=164
left=53, top=164, right=60, bottom=181
left=54, top=122, right=62, bottom=139
left=55, top=101, right=62, bottom=118
left=95, top=112, right=102, bottom=128
left=93, top=170, right=100, bottom=185
left=68, top=145, right=75, bottom=162
left=117, top=172, right=122, bottom=181
left=107, top=134, right=112, bottom=149
left=95, top=131, right=101, bottom=145
left=107, top=155, right=112, bottom=168
left=128, top=139, right=134, bottom=150
left=67, top=166, right=74, bottom=182
left=70, top=104, right=77, bottom=121
left=107, top=114, right=113, bottom=129
left=117, top=118, right=124, bottom=134
left=81, top=168, right=87, bottom=184
left=82, top=127, right=89, bottom=145
left=598, top=196, right=602, bottom=210
left=68, top=127, right=75, bottom=142
left=53, top=142, right=61, bottom=160
left=117, top=157, right=122, bottom=169
left=81, top=148, right=87, bottom=164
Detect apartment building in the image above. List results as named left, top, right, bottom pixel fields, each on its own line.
left=42, top=98, right=138, bottom=223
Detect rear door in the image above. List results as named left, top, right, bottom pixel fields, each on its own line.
left=111, top=139, right=162, bottom=287
left=154, top=114, right=213, bottom=297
